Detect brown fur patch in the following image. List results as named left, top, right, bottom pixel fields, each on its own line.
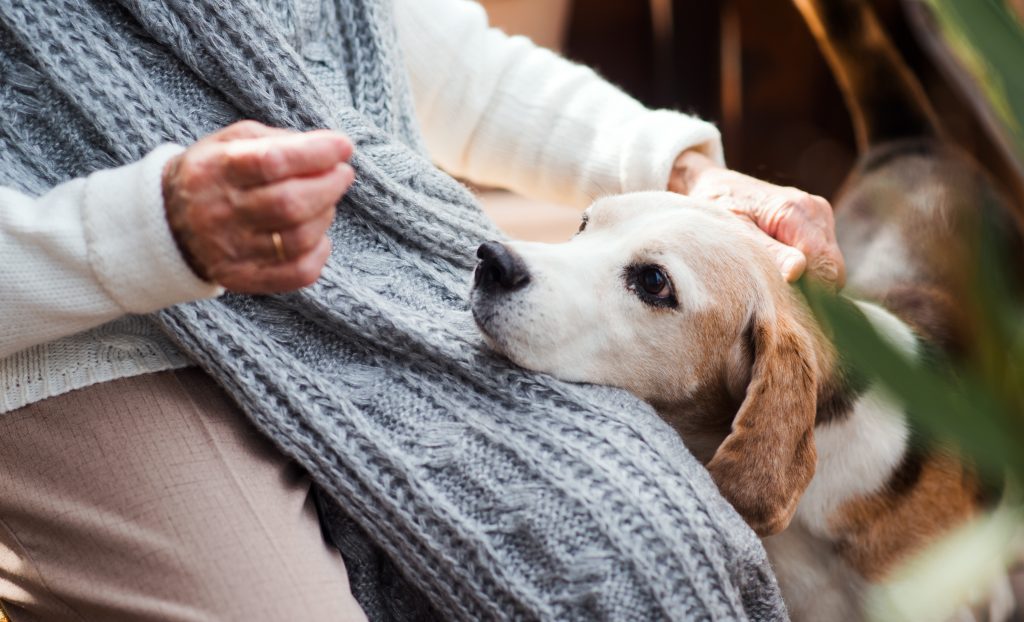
left=829, top=449, right=983, bottom=581
left=656, top=371, right=743, bottom=465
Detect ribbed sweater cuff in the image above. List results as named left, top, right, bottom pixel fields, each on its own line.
left=82, top=144, right=224, bottom=314
left=619, top=110, right=724, bottom=194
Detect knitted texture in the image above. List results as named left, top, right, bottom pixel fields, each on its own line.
left=0, top=1, right=787, bottom=620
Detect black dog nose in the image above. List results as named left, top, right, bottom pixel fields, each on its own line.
left=475, top=241, right=531, bottom=291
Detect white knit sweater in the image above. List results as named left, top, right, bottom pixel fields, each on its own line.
left=0, top=0, right=722, bottom=413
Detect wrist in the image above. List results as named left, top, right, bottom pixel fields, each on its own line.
left=668, top=149, right=721, bottom=195
left=83, top=143, right=221, bottom=313
left=162, top=154, right=211, bottom=282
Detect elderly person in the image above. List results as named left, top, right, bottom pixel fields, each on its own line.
left=0, top=0, right=842, bottom=620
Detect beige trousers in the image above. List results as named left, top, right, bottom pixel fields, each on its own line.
left=0, top=368, right=368, bottom=622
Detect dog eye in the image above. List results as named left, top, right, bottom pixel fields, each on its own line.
left=639, top=267, right=669, bottom=296
left=626, top=264, right=677, bottom=308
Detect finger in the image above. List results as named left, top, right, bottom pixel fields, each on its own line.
left=833, top=249, right=847, bottom=288
left=767, top=194, right=846, bottom=287
left=209, top=120, right=293, bottom=143
left=214, top=236, right=333, bottom=294
left=783, top=224, right=845, bottom=288
left=236, top=163, right=354, bottom=230
left=739, top=219, right=806, bottom=282
left=765, top=235, right=808, bottom=283
left=223, top=130, right=354, bottom=187
left=804, top=241, right=847, bottom=289
left=245, top=204, right=336, bottom=262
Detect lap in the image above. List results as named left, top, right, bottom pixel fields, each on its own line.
left=0, top=368, right=366, bottom=622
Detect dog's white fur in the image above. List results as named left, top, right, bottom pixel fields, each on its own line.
left=796, top=303, right=917, bottom=538
left=797, top=376, right=910, bottom=537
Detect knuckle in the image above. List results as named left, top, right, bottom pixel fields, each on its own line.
left=233, top=120, right=264, bottom=134
left=270, top=189, right=303, bottom=222
left=260, top=148, right=287, bottom=181
left=810, top=256, right=841, bottom=285
left=775, top=192, right=804, bottom=215
left=780, top=192, right=832, bottom=225
left=788, top=190, right=812, bottom=208
left=232, top=149, right=262, bottom=178
left=803, top=193, right=831, bottom=213
left=223, top=185, right=247, bottom=211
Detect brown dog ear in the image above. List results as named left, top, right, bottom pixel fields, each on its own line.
left=706, top=312, right=818, bottom=536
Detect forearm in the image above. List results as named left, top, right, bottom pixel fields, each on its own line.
left=395, top=0, right=723, bottom=208
left=0, top=145, right=221, bottom=358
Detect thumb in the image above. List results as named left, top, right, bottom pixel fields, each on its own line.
left=764, top=236, right=807, bottom=282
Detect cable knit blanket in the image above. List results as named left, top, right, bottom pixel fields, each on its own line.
left=0, top=0, right=787, bottom=619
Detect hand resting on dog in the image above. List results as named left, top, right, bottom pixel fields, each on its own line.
left=670, top=149, right=846, bottom=289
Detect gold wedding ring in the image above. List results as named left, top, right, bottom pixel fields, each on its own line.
left=271, top=231, right=287, bottom=262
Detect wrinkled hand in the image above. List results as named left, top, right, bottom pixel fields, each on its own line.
left=669, top=150, right=846, bottom=288
left=162, top=121, right=355, bottom=294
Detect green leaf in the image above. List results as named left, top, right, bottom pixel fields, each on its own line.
left=800, top=280, right=1024, bottom=481
left=923, top=0, right=1024, bottom=161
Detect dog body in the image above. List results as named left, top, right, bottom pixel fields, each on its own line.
left=470, top=191, right=985, bottom=618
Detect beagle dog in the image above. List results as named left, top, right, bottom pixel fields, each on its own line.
left=471, top=191, right=989, bottom=618
left=471, top=0, right=1022, bottom=618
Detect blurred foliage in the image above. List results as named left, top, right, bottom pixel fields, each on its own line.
left=801, top=219, right=1024, bottom=484
left=798, top=6, right=1024, bottom=617
left=804, top=267, right=1018, bottom=481
left=801, top=220, right=1024, bottom=619
left=923, top=0, right=1024, bottom=162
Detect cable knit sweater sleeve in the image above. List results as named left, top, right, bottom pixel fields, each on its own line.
left=394, top=0, right=725, bottom=208
left=0, top=145, right=222, bottom=359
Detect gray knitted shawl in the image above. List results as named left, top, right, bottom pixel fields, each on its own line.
left=0, top=1, right=787, bottom=619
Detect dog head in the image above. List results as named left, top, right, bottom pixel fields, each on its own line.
left=471, top=191, right=820, bottom=535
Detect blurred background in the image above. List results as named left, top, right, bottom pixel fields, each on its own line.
left=475, top=0, right=1024, bottom=242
